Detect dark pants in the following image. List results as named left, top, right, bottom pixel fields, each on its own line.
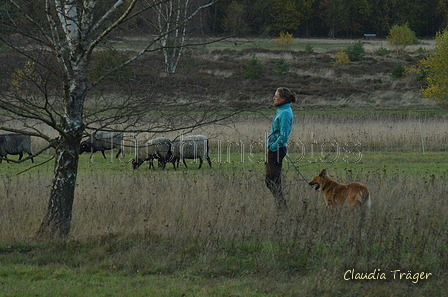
left=265, top=147, right=287, bottom=210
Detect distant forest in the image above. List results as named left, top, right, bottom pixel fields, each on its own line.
left=125, top=0, right=448, bottom=38
left=210, top=0, right=447, bottom=38
left=209, top=0, right=447, bottom=38
left=1, top=0, right=447, bottom=39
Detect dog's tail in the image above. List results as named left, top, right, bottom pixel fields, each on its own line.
left=366, top=194, right=372, bottom=208
left=358, top=188, right=371, bottom=209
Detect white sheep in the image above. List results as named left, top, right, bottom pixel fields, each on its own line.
left=170, top=135, right=211, bottom=169
left=132, top=137, right=172, bottom=169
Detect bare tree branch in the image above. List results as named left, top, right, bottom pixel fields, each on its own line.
left=0, top=0, right=228, bottom=239
left=87, top=0, right=138, bottom=57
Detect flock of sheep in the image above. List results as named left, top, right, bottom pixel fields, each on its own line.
left=0, top=132, right=212, bottom=170
left=79, top=132, right=212, bottom=170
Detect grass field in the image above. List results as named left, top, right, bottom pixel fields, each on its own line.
left=110, top=35, right=435, bottom=57
left=1, top=110, right=447, bottom=296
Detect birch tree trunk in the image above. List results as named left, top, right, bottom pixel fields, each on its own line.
left=36, top=128, right=82, bottom=238
left=36, top=0, right=88, bottom=238
left=157, top=0, right=189, bottom=76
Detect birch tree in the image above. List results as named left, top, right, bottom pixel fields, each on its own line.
left=156, top=0, right=185, bottom=75
left=0, top=0, right=218, bottom=239
left=154, top=0, right=195, bottom=76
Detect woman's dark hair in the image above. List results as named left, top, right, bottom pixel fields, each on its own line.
left=277, top=87, right=296, bottom=103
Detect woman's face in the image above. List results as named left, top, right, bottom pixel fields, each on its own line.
left=273, top=90, right=287, bottom=107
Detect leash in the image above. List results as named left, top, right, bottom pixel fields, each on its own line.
left=285, top=154, right=313, bottom=187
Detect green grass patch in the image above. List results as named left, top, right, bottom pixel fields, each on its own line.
left=1, top=231, right=446, bottom=296
left=1, top=150, right=448, bottom=178
left=105, top=36, right=369, bottom=53
left=205, top=39, right=357, bottom=53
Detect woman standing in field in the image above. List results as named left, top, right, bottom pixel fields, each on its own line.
left=266, top=87, right=295, bottom=211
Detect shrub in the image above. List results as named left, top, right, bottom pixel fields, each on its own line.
left=375, top=45, right=389, bottom=56
left=334, top=50, right=350, bottom=66
left=405, top=65, right=426, bottom=81
left=391, top=62, right=406, bottom=79
left=88, top=48, right=131, bottom=81
left=415, top=47, right=427, bottom=54
left=244, top=56, right=264, bottom=79
left=387, top=24, right=418, bottom=53
left=344, top=41, right=365, bottom=62
left=11, top=60, right=42, bottom=95
left=304, top=43, right=314, bottom=54
left=182, top=48, right=196, bottom=73
left=11, top=61, right=38, bottom=90
left=274, top=58, right=290, bottom=76
left=274, top=32, right=294, bottom=48
left=417, top=63, right=429, bottom=82
left=420, top=28, right=448, bottom=103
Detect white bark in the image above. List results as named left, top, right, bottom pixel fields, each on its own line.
left=156, top=0, right=215, bottom=76
left=55, top=0, right=79, bottom=51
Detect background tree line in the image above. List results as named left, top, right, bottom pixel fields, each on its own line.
left=1, top=0, right=446, bottom=39
left=213, top=0, right=447, bottom=38
left=52, top=0, right=444, bottom=38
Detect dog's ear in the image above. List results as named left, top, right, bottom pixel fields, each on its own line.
left=319, top=169, right=327, bottom=177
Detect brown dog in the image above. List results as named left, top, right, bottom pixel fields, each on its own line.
left=309, top=169, right=371, bottom=210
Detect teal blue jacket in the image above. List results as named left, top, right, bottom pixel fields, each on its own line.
left=267, top=103, right=294, bottom=152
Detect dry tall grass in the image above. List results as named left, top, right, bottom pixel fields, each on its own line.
left=26, top=113, right=448, bottom=163
left=1, top=113, right=447, bottom=287
left=1, top=167, right=447, bottom=276
left=196, top=113, right=448, bottom=158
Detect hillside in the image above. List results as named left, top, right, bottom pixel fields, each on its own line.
left=0, top=38, right=440, bottom=111
left=106, top=38, right=439, bottom=110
